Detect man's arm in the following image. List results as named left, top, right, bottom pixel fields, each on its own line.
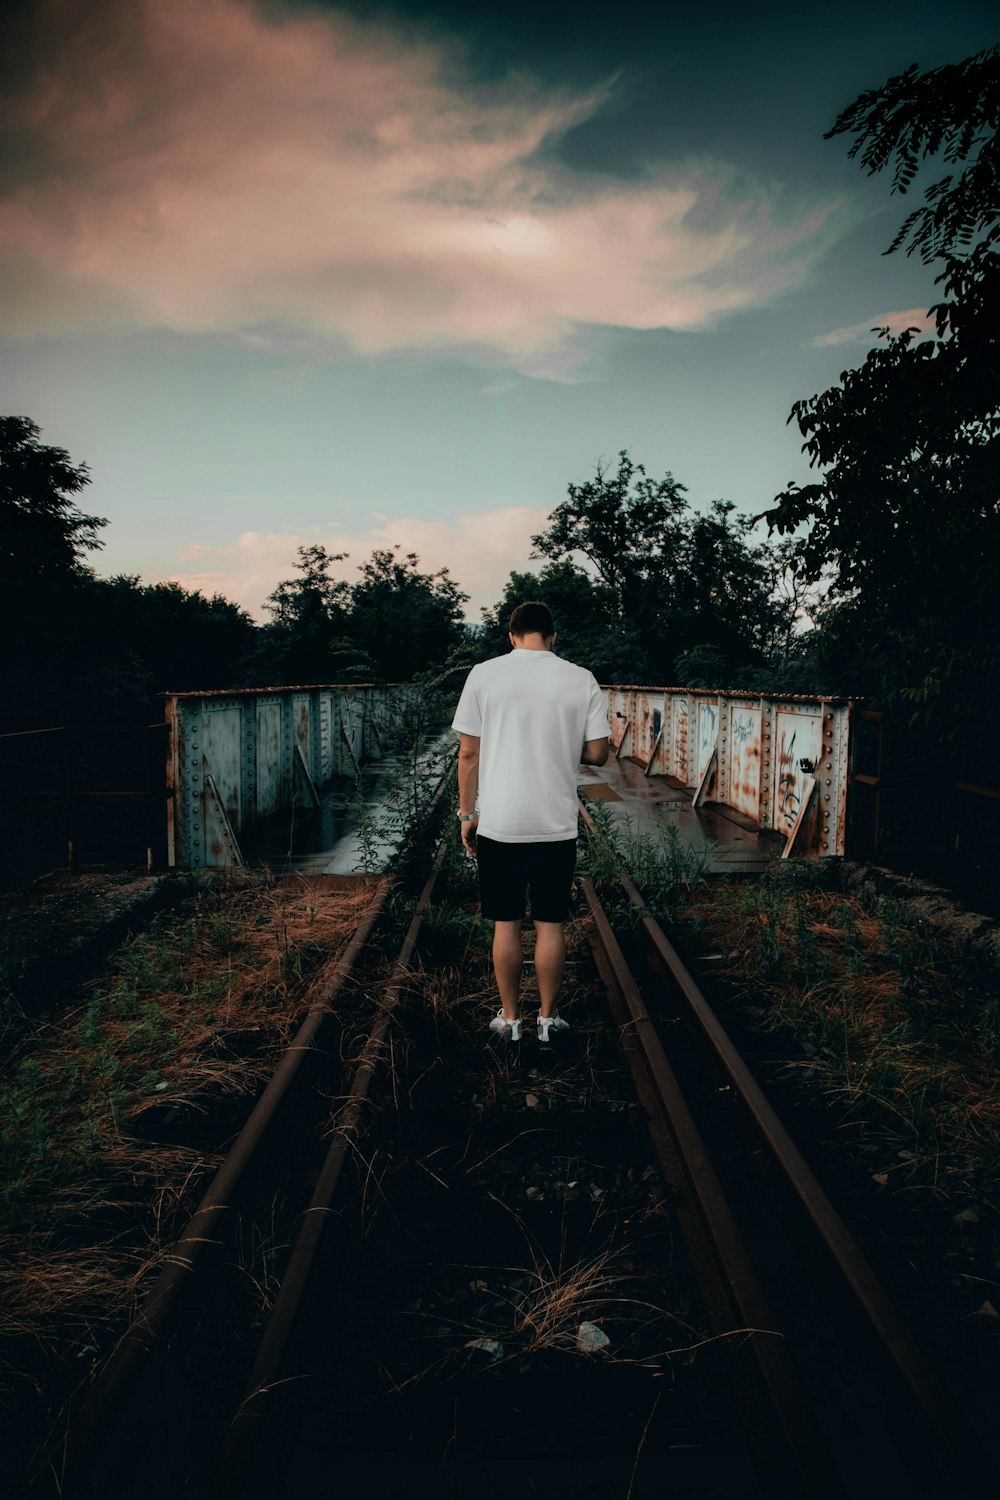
left=581, top=737, right=610, bottom=766
left=457, top=733, right=481, bottom=852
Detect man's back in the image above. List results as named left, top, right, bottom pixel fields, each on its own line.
left=452, top=648, right=608, bottom=843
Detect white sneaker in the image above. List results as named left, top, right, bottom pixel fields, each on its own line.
left=537, top=1013, right=570, bottom=1042
left=488, top=1009, right=522, bottom=1042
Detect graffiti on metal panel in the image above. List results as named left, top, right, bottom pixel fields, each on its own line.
left=698, top=704, right=717, bottom=776
left=777, top=728, right=799, bottom=831
left=729, top=708, right=761, bottom=818
left=674, top=697, right=689, bottom=780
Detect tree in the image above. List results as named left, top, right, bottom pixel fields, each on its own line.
left=482, top=560, right=655, bottom=683
left=826, top=45, right=999, bottom=262
left=0, top=418, right=110, bottom=727
left=347, top=547, right=468, bottom=681
left=531, top=453, right=792, bottom=685
left=659, top=499, right=794, bottom=674
left=86, top=578, right=256, bottom=701
left=264, top=543, right=350, bottom=632
left=763, top=46, right=1000, bottom=742
left=258, top=543, right=353, bottom=684
left=0, top=416, right=106, bottom=583
left=531, top=450, right=688, bottom=619
left=0, top=419, right=261, bottom=726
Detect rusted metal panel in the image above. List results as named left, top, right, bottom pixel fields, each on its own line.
left=657, top=697, right=669, bottom=774
left=165, top=697, right=181, bottom=868
left=202, top=707, right=242, bottom=828
left=340, top=695, right=363, bottom=771
left=605, top=687, right=629, bottom=755
left=363, top=687, right=382, bottom=760
left=319, top=695, right=334, bottom=781
left=729, top=705, right=762, bottom=820
left=293, top=694, right=312, bottom=778
left=165, top=685, right=390, bottom=868
left=695, top=699, right=719, bottom=782
left=598, top=684, right=853, bottom=857
left=772, top=709, right=823, bottom=842
left=673, top=694, right=690, bottom=785
left=256, top=701, right=282, bottom=815
left=822, top=701, right=851, bottom=859
left=635, top=690, right=654, bottom=765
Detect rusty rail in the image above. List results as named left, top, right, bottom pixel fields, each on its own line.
left=31, top=758, right=456, bottom=1499
left=617, top=863, right=997, bottom=1492
left=30, top=872, right=393, bottom=1499
left=578, top=797, right=999, bottom=1494
left=580, top=875, right=839, bottom=1497
left=208, top=840, right=450, bottom=1498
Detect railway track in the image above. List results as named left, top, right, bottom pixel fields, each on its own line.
left=27, top=815, right=1000, bottom=1500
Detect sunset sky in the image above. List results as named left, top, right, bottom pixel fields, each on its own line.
left=1, top=0, right=995, bottom=618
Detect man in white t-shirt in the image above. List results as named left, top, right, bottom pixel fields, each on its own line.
left=451, top=600, right=611, bottom=1042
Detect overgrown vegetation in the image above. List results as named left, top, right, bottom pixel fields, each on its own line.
left=764, top=45, right=1000, bottom=753
left=581, top=788, right=1000, bottom=1236
left=381, top=824, right=716, bottom=1392
left=580, top=799, right=713, bottom=925
left=673, top=864, right=1000, bottom=1205
left=0, top=875, right=373, bottom=1415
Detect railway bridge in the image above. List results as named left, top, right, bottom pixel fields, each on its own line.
left=161, top=681, right=853, bottom=873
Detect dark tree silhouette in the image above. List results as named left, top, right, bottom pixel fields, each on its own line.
left=0, top=416, right=106, bottom=583
left=764, top=47, right=1000, bottom=739
left=827, top=44, right=999, bottom=261
left=348, top=547, right=468, bottom=682
left=528, top=452, right=793, bottom=686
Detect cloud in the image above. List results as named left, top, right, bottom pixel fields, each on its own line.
left=811, top=308, right=935, bottom=347
left=1, top=0, right=844, bottom=368
left=165, top=505, right=550, bottom=619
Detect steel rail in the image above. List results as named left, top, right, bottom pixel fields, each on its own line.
left=579, top=875, right=840, bottom=1499
left=31, top=759, right=457, bottom=1497
left=207, top=839, right=450, bottom=1499
left=31, top=873, right=393, bottom=1500
left=615, top=860, right=999, bottom=1492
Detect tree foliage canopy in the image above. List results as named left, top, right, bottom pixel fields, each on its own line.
left=765, top=46, right=1000, bottom=739
left=258, top=544, right=469, bottom=686
left=349, top=547, right=468, bottom=682
left=0, top=416, right=106, bottom=584
left=531, top=451, right=688, bottom=613
left=512, top=451, right=796, bottom=687
left=827, top=44, right=1000, bottom=261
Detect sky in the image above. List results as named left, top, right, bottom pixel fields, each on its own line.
left=1, top=0, right=996, bottom=620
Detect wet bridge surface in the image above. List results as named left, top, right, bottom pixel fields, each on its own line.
left=242, top=741, right=778, bottom=879
left=579, top=753, right=777, bottom=874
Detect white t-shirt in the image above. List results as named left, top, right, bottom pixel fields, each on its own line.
left=451, top=649, right=611, bottom=843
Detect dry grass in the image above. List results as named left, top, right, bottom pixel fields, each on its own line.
left=0, top=873, right=374, bottom=1413
left=675, top=866, right=1000, bottom=1198
left=509, top=1244, right=663, bottom=1355
left=393, top=1236, right=688, bottom=1391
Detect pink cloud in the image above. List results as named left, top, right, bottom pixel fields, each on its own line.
left=812, top=308, right=935, bottom=347
left=167, top=506, right=550, bottom=620
left=2, top=0, right=843, bottom=366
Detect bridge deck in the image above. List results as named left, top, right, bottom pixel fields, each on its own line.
left=579, top=753, right=778, bottom=875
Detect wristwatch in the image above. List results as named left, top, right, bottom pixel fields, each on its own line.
left=457, top=812, right=479, bottom=822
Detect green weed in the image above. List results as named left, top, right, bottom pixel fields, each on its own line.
left=581, top=801, right=711, bottom=923
left=674, top=871, right=1000, bottom=1208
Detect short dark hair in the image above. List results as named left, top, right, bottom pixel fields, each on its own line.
left=509, top=600, right=554, bottom=638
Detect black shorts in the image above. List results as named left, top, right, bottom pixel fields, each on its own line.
left=476, top=836, right=578, bottom=922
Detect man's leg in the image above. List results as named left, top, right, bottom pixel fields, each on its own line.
left=493, top=919, right=523, bottom=1020
left=534, top=920, right=565, bottom=1018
